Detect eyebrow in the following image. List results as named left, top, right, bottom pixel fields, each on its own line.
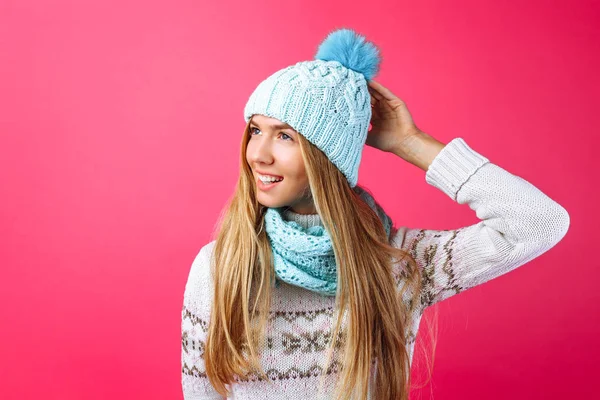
left=249, top=120, right=293, bottom=130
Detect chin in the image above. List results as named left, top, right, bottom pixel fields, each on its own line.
left=256, top=195, right=282, bottom=208
left=258, top=194, right=297, bottom=209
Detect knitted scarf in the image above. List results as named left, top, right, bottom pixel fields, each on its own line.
left=264, top=187, right=393, bottom=296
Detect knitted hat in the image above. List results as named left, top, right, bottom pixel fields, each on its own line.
left=243, top=28, right=381, bottom=187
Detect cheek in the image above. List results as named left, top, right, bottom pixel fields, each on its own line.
left=282, top=154, right=307, bottom=181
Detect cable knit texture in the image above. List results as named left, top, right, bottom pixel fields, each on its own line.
left=243, top=29, right=380, bottom=188
left=243, top=58, right=371, bottom=188
left=181, top=138, right=570, bottom=399
left=264, top=186, right=393, bottom=296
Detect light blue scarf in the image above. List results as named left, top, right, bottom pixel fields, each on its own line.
left=264, top=187, right=393, bottom=296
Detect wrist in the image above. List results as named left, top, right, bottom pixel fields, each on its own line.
left=391, top=130, right=426, bottom=159
left=392, top=131, right=446, bottom=171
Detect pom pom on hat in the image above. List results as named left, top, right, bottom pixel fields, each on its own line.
left=314, top=28, right=381, bottom=80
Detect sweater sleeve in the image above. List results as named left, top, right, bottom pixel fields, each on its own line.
left=390, top=138, right=570, bottom=310
left=181, top=242, right=226, bottom=400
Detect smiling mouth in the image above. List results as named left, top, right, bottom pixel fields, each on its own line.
left=259, top=177, right=283, bottom=184
left=257, top=173, right=284, bottom=183
left=257, top=176, right=283, bottom=190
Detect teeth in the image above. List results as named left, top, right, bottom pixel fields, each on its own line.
left=260, top=178, right=282, bottom=183
left=259, top=174, right=283, bottom=183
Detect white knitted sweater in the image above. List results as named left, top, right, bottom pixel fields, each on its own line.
left=181, top=138, right=570, bottom=399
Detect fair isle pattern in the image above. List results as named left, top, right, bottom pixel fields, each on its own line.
left=408, top=228, right=464, bottom=309
left=182, top=303, right=388, bottom=386
left=182, top=305, right=346, bottom=378
left=182, top=137, right=570, bottom=399
left=243, top=59, right=371, bottom=187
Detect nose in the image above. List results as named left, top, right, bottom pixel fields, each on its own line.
left=247, top=135, right=274, bottom=165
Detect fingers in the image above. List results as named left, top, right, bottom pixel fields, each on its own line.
left=368, top=80, right=400, bottom=102
left=369, top=87, right=393, bottom=113
left=371, top=105, right=380, bottom=119
left=368, top=85, right=384, bottom=102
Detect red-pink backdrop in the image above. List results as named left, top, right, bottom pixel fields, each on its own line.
left=1, top=0, right=597, bottom=398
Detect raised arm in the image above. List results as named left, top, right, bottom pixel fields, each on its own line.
left=390, top=136, right=570, bottom=310
left=366, top=79, right=569, bottom=311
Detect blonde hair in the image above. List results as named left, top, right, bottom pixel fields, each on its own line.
left=204, top=120, right=437, bottom=399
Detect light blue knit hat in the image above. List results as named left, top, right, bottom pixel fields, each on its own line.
left=243, top=28, right=382, bottom=187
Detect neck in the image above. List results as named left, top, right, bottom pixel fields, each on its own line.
left=281, top=207, right=323, bottom=229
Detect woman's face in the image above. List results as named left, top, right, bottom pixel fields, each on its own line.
left=245, top=114, right=316, bottom=214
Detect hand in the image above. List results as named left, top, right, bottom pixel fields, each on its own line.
left=366, top=80, right=423, bottom=154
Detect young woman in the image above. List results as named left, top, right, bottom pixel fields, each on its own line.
left=181, top=28, right=570, bottom=400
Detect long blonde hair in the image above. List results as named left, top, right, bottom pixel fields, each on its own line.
left=204, top=120, right=436, bottom=399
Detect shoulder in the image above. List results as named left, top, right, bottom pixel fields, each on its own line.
left=389, top=225, right=410, bottom=276
left=183, top=240, right=217, bottom=308
left=390, top=226, right=408, bottom=250
left=192, top=240, right=217, bottom=274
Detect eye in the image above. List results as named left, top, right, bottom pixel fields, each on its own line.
left=249, top=127, right=292, bottom=141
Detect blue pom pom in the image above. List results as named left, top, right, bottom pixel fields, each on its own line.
left=314, top=28, right=381, bottom=80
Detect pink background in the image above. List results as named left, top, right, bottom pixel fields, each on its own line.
left=1, top=0, right=598, bottom=398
